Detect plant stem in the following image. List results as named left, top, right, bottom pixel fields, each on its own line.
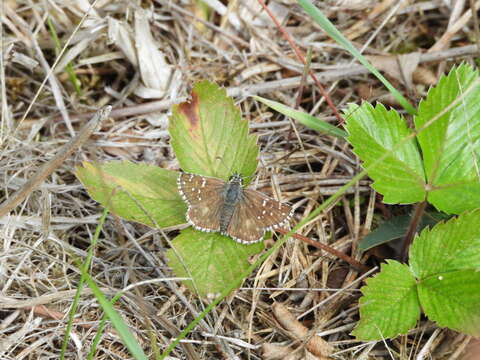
left=401, top=201, right=427, bottom=262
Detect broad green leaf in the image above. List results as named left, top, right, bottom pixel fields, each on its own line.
left=415, top=64, right=480, bottom=214
left=359, top=211, right=449, bottom=252
left=297, top=0, right=416, bottom=115
left=352, top=260, right=420, bottom=340
left=166, top=228, right=264, bottom=297
left=75, top=161, right=185, bottom=227
left=169, top=81, right=258, bottom=182
left=345, top=102, right=426, bottom=204
left=253, top=95, right=348, bottom=138
left=418, top=270, right=480, bottom=336
left=409, top=210, right=480, bottom=279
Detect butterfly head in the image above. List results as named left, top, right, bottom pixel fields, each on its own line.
left=228, top=173, right=244, bottom=186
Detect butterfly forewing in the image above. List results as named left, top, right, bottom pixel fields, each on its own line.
left=178, top=173, right=225, bottom=232
left=226, top=189, right=293, bottom=244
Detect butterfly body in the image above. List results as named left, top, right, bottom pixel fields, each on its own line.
left=219, top=174, right=243, bottom=233
left=177, top=172, right=293, bottom=244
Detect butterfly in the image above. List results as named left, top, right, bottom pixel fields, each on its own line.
left=177, top=172, right=293, bottom=244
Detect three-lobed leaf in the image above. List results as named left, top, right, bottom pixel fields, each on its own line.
left=355, top=210, right=480, bottom=340
left=76, top=82, right=267, bottom=298
left=346, top=64, right=480, bottom=214
left=167, top=81, right=265, bottom=297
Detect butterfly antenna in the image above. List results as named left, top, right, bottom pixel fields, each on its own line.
left=214, top=156, right=259, bottom=183
left=214, top=156, right=236, bottom=177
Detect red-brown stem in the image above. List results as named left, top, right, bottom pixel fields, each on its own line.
left=257, top=0, right=344, bottom=124
left=401, top=201, right=428, bottom=262
left=275, top=228, right=369, bottom=272
left=295, top=47, right=313, bottom=109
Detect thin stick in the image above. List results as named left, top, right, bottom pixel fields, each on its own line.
left=295, top=47, right=313, bottom=109
left=256, top=0, right=344, bottom=124
left=275, top=227, right=369, bottom=272
left=43, top=45, right=480, bottom=127
left=0, top=106, right=111, bottom=218
left=469, top=0, right=480, bottom=54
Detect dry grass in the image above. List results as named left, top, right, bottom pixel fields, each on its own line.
left=1, top=0, right=479, bottom=359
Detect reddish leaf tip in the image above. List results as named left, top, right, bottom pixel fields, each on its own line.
left=178, top=91, right=200, bottom=134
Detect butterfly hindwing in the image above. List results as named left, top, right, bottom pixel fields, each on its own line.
left=177, top=172, right=225, bottom=232
left=226, top=189, right=293, bottom=244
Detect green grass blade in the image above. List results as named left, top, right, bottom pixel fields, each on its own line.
left=297, top=0, right=416, bottom=115
left=81, top=271, right=149, bottom=360
left=60, top=208, right=109, bottom=360
left=87, top=292, right=124, bottom=359
left=46, top=17, right=81, bottom=95
left=253, top=96, right=347, bottom=138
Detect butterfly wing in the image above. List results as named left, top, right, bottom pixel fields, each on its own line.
left=177, top=172, right=225, bottom=232
left=225, top=189, right=293, bottom=244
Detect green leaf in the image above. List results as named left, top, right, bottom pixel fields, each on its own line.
left=75, top=161, right=185, bottom=227
left=352, top=260, right=420, bottom=340
left=415, top=64, right=480, bottom=214
left=165, top=228, right=264, bottom=297
left=409, top=209, right=480, bottom=279
left=345, top=102, right=426, bottom=204
left=297, top=0, right=416, bottom=115
left=418, top=270, right=480, bottom=336
left=359, top=211, right=449, bottom=252
left=253, top=95, right=348, bottom=138
left=169, top=81, right=259, bottom=182
left=81, top=270, right=148, bottom=360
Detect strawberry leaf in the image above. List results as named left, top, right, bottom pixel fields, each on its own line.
left=345, top=102, right=426, bottom=204
left=166, top=228, right=263, bottom=297
left=75, top=161, right=185, bottom=227
left=169, top=81, right=259, bottom=182
left=418, top=270, right=480, bottom=336
left=415, top=64, right=480, bottom=214
left=409, top=209, right=480, bottom=279
left=352, top=260, right=421, bottom=340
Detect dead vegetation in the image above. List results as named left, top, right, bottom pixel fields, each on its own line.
left=1, top=0, right=479, bottom=359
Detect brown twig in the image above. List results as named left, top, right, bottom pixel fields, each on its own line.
left=275, top=227, right=369, bottom=272
left=0, top=106, right=111, bottom=218
left=256, top=0, right=344, bottom=124
left=39, top=45, right=480, bottom=129
left=469, top=0, right=480, bottom=54
left=295, top=47, right=313, bottom=109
